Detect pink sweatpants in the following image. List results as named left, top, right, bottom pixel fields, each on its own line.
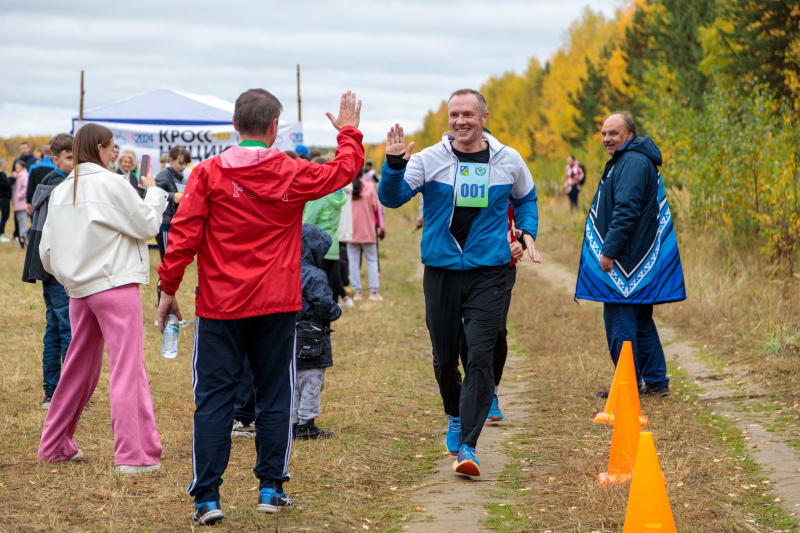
left=38, top=284, right=162, bottom=466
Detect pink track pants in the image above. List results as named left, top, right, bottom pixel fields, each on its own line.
left=38, top=284, right=162, bottom=466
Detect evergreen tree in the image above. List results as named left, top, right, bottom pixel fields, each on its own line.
left=624, top=0, right=717, bottom=109
left=569, top=54, right=624, bottom=143
left=719, top=0, right=800, bottom=104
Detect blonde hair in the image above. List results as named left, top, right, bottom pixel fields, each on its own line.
left=118, top=150, right=138, bottom=172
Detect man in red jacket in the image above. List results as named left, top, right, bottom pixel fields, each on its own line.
left=157, top=89, right=364, bottom=526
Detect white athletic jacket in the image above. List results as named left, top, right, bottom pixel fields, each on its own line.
left=40, top=162, right=168, bottom=298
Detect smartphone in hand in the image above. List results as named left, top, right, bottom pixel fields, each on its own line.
left=138, top=155, right=151, bottom=188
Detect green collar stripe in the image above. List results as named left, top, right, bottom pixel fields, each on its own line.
left=239, top=140, right=268, bottom=148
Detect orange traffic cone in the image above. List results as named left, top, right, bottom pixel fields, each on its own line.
left=594, top=341, right=650, bottom=427
left=622, top=432, right=676, bottom=532
left=598, top=382, right=641, bottom=487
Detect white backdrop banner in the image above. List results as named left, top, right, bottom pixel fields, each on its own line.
left=73, top=120, right=304, bottom=170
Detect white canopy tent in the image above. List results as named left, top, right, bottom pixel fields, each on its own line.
left=72, top=88, right=304, bottom=171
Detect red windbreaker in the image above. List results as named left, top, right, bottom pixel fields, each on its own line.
left=158, top=126, right=364, bottom=320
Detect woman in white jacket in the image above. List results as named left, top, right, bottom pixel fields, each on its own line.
left=37, top=123, right=168, bottom=474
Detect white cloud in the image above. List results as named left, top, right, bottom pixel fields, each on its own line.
left=0, top=0, right=620, bottom=144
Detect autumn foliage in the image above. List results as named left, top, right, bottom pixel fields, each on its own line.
left=366, top=0, right=800, bottom=270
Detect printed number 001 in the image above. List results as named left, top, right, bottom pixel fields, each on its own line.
left=460, top=184, right=486, bottom=199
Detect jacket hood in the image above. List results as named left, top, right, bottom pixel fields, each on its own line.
left=215, top=146, right=295, bottom=202
left=31, top=183, right=57, bottom=210
left=325, top=190, right=347, bottom=210
left=301, top=223, right=332, bottom=268
left=617, top=135, right=662, bottom=167
left=440, top=130, right=505, bottom=156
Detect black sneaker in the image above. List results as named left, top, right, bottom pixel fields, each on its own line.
left=192, top=501, right=224, bottom=526
left=641, top=384, right=671, bottom=397
left=42, top=394, right=52, bottom=410
left=294, top=419, right=333, bottom=440
left=595, top=391, right=609, bottom=400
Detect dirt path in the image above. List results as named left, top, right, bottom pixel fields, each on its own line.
left=404, top=344, right=531, bottom=532
left=526, top=257, right=800, bottom=516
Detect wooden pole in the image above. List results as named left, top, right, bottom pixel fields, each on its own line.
left=296, top=64, right=302, bottom=122
left=79, top=70, right=85, bottom=121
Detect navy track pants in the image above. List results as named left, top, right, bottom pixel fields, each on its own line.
left=603, top=303, right=669, bottom=389
left=189, top=313, right=296, bottom=503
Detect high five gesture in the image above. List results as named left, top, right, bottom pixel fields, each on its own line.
left=326, top=91, right=362, bottom=131
left=386, top=124, right=415, bottom=160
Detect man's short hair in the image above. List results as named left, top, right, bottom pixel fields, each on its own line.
left=169, top=145, right=191, bottom=163
left=609, top=111, right=638, bottom=136
left=49, top=134, right=73, bottom=155
left=19, top=141, right=29, bottom=146
left=448, top=89, right=488, bottom=114
left=234, top=89, right=283, bottom=137
left=42, top=143, right=52, bottom=156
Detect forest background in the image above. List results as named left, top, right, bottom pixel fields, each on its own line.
left=5, top=0, right=800, bottom=380
left=365, top=0, right=800, bottom=390
left=366, top=0, right=800, bottom=273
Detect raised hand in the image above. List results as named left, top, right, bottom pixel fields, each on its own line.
left=326, top=91, right=362, bottom=131
left=386, top=124, right=415, bottom=160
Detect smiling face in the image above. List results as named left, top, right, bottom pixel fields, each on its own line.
left=118, top=153, right=134, bottom=172
left=601, top=114, right=634, bottom=156
left=448, top=94, right=488, bottom=151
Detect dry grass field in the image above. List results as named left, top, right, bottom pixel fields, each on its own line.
left=1, top=201, right=797, bottom=532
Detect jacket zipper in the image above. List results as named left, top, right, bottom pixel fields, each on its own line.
left=136, top=240, right=143, bottom=263
left=447, top=143, right=506, bottom=259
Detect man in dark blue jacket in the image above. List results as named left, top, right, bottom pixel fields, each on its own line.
left=576, top=112, right=687, bottom=398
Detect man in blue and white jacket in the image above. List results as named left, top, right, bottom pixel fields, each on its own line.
left=378, top=89, right=539, bottom=477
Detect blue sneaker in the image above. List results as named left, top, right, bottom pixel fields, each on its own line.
left=446, top=416, right=461, bottom=456
left=257, top=487, right=293, bottom=514
left=452, top=443, right=481, bottom=476
left=192, top=501, right=224, bottom=526
left=487, top=397, right=504, bottom=421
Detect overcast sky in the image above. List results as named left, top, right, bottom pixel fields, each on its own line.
left=0, top=0, right=619, bottom=146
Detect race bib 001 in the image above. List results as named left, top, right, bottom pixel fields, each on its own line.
left=456, top=162, right=490, bottom=207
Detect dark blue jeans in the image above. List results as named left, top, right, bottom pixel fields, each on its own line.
left=603, top=303, right=669, bottom=389
left=42, top=279, right=71, bottom=395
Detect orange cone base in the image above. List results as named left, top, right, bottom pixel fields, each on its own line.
left=598, top=471, right=633, bottom=488
left=594, top=412, right=650, bottom=427
left=594, top=412, right=615, bottom=424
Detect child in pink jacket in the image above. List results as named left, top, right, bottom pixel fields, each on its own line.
left=347, top=169, right=385, bottom=301
left=11, top=161, right=28, bottom=248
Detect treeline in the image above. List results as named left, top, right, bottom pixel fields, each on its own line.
left=365, top=0, right=800, bottom=268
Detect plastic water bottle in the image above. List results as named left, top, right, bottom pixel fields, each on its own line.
left=161, top=313, right=179, bottom=359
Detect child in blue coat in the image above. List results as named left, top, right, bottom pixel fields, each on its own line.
left=294, top=224, right=342, bottom=439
